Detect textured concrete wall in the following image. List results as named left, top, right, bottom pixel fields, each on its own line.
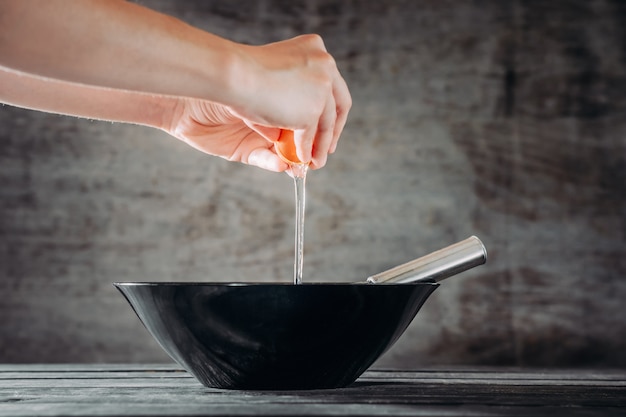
left=1, top=0, right=625, bottom=368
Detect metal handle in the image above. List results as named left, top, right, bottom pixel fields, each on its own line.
left=366, top=236, right=487, bottom=284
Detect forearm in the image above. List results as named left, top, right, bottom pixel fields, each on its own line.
left=0, top=67, right=173, bottom=129
left=0, top=1, right=351, bottom=168
left=0, top=0, right=245, bottom=107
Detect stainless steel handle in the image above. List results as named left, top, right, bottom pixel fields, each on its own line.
left=366, top=236, right=487, bottom=284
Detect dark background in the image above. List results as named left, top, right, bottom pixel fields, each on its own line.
left=1, top=0, right=624, bottom=368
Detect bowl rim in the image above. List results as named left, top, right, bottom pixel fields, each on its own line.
left=113, top=281, right=439, bottom=287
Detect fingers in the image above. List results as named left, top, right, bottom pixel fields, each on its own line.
left=330, top=73, right=351, bottom=154
left=294, top=128, right=314, bottom=164
left=306, top=37, right=351, bottom=166
left=307, top=59, right=350, bottom=168
left=310, top=93, right=337, bottom=169
left=232, top=34, right=351, bottom=171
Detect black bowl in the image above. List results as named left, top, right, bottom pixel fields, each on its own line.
left=114, top=282, right=438, bottom=390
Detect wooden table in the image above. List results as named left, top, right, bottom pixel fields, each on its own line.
left=0, top=364, right=624, bottom=416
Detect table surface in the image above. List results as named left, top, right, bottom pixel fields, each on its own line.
left=0, top=364, right=624, bottom=416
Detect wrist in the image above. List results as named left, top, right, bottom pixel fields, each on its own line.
left=197, top=39, right=256, bottom=111
left=138, top=93, right=180, bottom=132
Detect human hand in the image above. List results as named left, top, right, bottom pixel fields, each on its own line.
left=165, top=34, right=351, bottom=172
left=227, top=34, right=352, bottom=169
left=0, top=0, right=350, bottom=171
left=165, top=98, right=290, bottom=172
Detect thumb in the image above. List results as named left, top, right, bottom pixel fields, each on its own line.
left=247, top=148, right=289, bottom=172
left=244, top=122, right=282, bottom=143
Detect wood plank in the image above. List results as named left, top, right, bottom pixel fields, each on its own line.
left=0, top=371, right=190, bottom=381
left=2, top=366, right=624, bottom=384
left=9, top=402, right=620, bottom=417
left=3, top=383, right=625, bottom=405
left=0, top=363, right=179, bottom=373
left=1, top=401, right=624, bottom=417
left=362, top=369, right=626, bottom=385
left=3, top=364, right=624, bottom=378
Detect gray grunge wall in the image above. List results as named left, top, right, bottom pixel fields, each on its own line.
left=1, top=0, right=625, bottom=368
